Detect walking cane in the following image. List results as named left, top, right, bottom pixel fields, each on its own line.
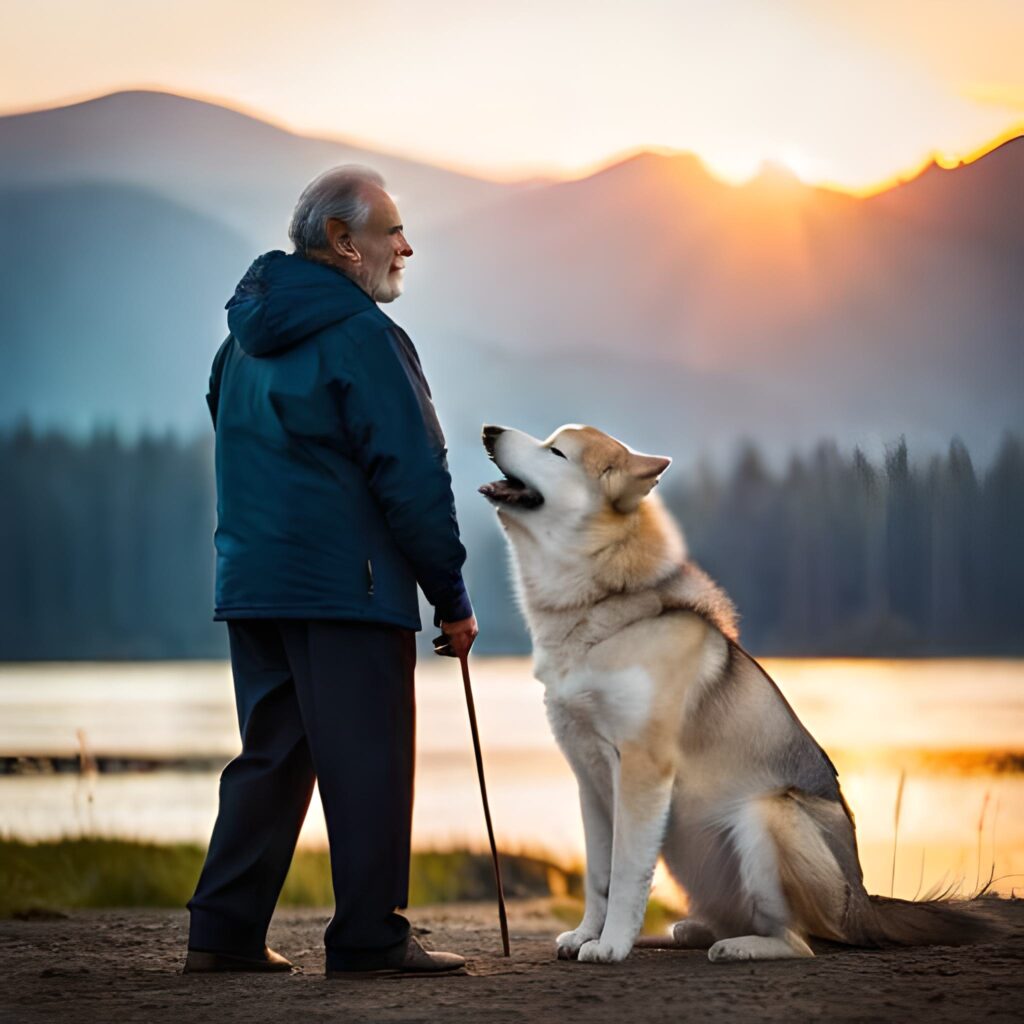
left=433, top=635, right=511, bottom=956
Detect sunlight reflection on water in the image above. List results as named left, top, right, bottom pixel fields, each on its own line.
left=1, top=658, right=1022, bottom=902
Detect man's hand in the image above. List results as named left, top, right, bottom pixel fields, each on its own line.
left=440, top=614, right=479, bottom=660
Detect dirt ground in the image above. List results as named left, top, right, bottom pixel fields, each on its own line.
left=1, top=899, right=1022, bottom=1024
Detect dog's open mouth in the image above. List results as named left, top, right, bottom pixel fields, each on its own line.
left=479, top=474, right=544, bottom=509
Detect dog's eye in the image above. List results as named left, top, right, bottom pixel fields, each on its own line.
left=549, top=447, right=567, bottom=459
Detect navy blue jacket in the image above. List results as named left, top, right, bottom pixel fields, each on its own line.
left=207, top=251, right=472, bottom=630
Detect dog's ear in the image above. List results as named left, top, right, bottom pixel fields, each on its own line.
left=605, top=452, right=671, bottom=513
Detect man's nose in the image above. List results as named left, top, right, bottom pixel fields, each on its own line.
left=397, top=234, right=413, bottom=258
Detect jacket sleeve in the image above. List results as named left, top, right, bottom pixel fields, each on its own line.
left=331, top=318, right=473, bottom=626
left=206, top=337, right=233, bottom=428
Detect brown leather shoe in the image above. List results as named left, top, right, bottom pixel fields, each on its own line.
left=327, top=936, right=466, bottom=977
left=183, top=946, right=293, bottom=974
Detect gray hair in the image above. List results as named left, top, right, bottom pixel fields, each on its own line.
left=288, top=165, right=386, bottom=255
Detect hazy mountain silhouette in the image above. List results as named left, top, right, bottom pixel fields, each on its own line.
left=0, top=90, right=523, bottom=249
left=0, top=182, right=251, bottom=433
left=1, top=91, right=1021, bottom=476
left=868, top=138, right=1024, bottom=246
left=404, top=140, right=1024, bottom=471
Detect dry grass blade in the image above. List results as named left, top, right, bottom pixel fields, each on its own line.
left=920, top=870, right=960, bottom=902
left=974, top=864, right=997, bottom=899
left=76, top=728, right=98, bottom=777
left=992, top=798, right=1000, bottom=871
left=913, top=847, right=926, bottom=902
left=890, top=769, right=906, bottom=898
left=974, top=790, right=990, bottom=896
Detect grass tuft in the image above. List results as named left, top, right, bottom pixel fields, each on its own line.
left=0, top=839, right=582, bottom=918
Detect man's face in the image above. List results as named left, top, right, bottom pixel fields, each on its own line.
left=348, top=188, right=413, bottom=303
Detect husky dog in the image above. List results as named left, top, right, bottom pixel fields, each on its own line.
left=480, top=423, right=991, bottom=964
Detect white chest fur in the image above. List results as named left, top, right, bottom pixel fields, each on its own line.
left=536, top=649, right=654, bottom=750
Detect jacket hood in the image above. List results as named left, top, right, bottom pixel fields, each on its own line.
left=226, top=251, right=376, bottom=357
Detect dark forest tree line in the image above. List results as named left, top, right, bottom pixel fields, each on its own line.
left=1, top=426, right=220, bottom=658
left=1, top=424, right=1022, bottom=659
left=662, top=436, right=1024, bottom=654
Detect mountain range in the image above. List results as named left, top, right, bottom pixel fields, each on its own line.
left=2, top=89, right=1021, bottom=489
left=0, top=90, right=521, bottom=246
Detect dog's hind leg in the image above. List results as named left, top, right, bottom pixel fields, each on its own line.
left=577, top=746, right=675, bottom=963
left=556, top=737, right=616, bottom=959
left=706, top=797, right=815, bottom=963
left=708, top=932, right=812, bottom=961
left=633, top=917, right=719, bottom=949
left=670, top=918, right=719, bottom=948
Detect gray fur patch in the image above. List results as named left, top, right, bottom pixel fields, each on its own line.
left=657, top=561, right=739, bottom=641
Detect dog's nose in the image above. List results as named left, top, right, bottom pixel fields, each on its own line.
left=482, top=424, right=505, bottom=458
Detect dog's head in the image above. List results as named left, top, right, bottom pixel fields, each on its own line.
left=479, top=424, right=671, bottom=526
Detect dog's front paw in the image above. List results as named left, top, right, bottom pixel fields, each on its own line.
left=576, top=937, right=631, bottom=964
left=555, top=928, right=598, bottom=960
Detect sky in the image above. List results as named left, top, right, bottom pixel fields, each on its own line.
left=2, top=0, right=1022, bottom=191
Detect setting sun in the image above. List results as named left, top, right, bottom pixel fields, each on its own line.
left=2, top=0, right=1021, bottom=194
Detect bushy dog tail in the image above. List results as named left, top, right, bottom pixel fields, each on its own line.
left=844, top=895, right=1002, bottom=948
left=767, top=788, right=1005, bottom=949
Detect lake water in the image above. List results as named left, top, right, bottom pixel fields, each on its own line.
left=2, top=658, right=1022, bottom=904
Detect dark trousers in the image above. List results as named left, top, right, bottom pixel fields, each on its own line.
left=187, top=619, right=416, bottom=970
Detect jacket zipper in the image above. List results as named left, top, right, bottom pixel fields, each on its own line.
left=366, top=559, right=374, bottom=597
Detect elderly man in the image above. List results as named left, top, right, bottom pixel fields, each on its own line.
left=185, top=167, right=477, bottom=977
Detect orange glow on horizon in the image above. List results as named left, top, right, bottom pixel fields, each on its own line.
left=9, top=84, right=1020, bottom=203
left=811, top=125, right=1024, bottom=198
left=4, top=0, right=1023, bottom=204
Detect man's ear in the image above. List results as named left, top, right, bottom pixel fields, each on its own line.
left=326, top=217, right=360, bottom=262
left=604, top=452, right=672, bottom=513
